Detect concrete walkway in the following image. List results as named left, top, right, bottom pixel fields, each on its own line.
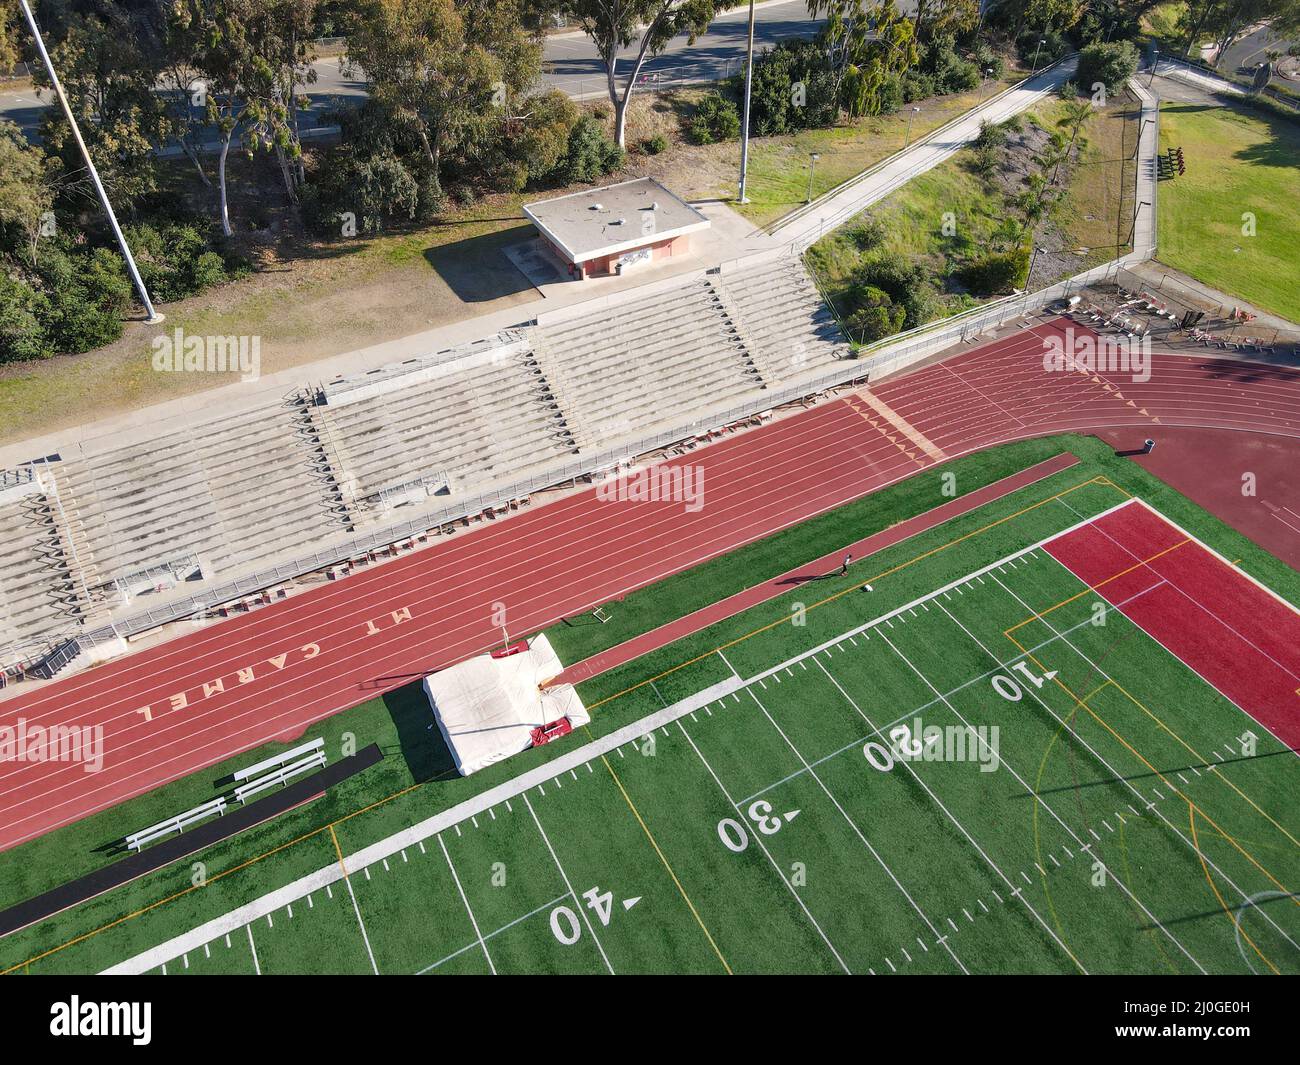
left=1128, top=76, right=1160, bottom=257
left=772, top=57, right=1080, bottom=249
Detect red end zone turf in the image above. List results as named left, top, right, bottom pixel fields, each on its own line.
left=1044, top=500, right=1300, bottom=751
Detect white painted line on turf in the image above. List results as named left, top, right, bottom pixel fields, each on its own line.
left=676, top=720, right=851, bottom=973
left=439, top=834, right=495, bottom=975
left=524, top=794, right=614, bottom=974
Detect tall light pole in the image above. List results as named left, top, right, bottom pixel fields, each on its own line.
left=1149, top=47, right=1160, bottom=88
left=1027, top=245, right=1043, bottom=289
left=904, top=106, right=920, bottom=147
left=737, top=0, right=757, bottom=204
left=18, top=0, right=163, bottom=323
left=1032, top=38, right=1047, bottom=76
left=805, top=152, right=820, bottom=204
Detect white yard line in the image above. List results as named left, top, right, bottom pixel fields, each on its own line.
left=341, top=867, right=380, bottom=975
left=723, top=651, right=970, bottom=975
left=523, top=794, right=614, bottom=974
left=245, top=924, right=260, bottom=976
left=439, top=834, right=496, bottom=975
left=675, top=720, right=852, bottom=974
left=415, top=894, right=568, bottom=974
left=823, top=648, right=1089, bottom=974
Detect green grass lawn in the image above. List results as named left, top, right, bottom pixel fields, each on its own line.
left=1157, top=100, right=1300, bottom=323
left=712, top=77, right=1021, bottom=229
left=805, top=95, right=1140, bottom=340
left=5, top=434, right=1299, bottom=975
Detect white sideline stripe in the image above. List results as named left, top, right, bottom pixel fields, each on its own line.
left=988, top=570, right=1300, bottom=956
left=103, top=498, right=1131, bottom=975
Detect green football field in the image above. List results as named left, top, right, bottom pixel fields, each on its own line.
left=53, top=469, right=1297, bottom=977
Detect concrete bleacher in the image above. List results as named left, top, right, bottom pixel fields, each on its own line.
left=52, top=404, right=345, bottom=600
left=714, top=256, right=851, bottom=383
left=315, top=333, right=577, bottom=513
left=536, top=277, right=761, bottom=440
left=0, top=470, right=85, bottom=653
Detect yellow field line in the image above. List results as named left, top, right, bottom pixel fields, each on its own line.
left=599, top=755, right=732, bottom=974
left=1189, top=806, right=1280, bottom=975
left=1005, top=538, right=1192, bottom=637
left=1006, top=633, right=1298, bottom=910
left=589, top=474, right=1124, bottom=713
left=1105, top=677, right=1300, bottom=852
left=3, top=466, right=1120, bottom=975
left=329, top=825, right=349, bottom=878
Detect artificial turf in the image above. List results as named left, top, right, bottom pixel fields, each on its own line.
left=3, top=434, right=1297, bottom=975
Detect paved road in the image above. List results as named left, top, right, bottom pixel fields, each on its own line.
left=1218, top=23, right=1299, bottom=78
left=0, top=0, right=827, bottom=138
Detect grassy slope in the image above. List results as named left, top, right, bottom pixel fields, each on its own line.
left=3, top=433, right=1298, bottom=974
left=1157, top=100, right=1300, bottom=323
left=806, top=97, right=1138, bottom=334
left=717, top=77, right=1020, bottom=229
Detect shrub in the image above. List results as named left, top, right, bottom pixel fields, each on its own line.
left=0, top=270, right=53, bottom=362
left=902, top=72, right=936, bottom=103
left=124, top=221, right=236, bottom=302
left=844, top=289, right=906, bottom=344
left=687, top=93, right=741, bottom=145
left=851, top=213, right=887, bottom=251
left=302, top=149, right=421, bottom=236
left=641, top=133, right=668, bottom=155
left=974, top=118, right=1008, bottom=150
left=1076, top=41, right=1140, bottom=95
left=854, top=253, right=933, bottom=329
left=878, top=73, right=904, bottom=115
left=960, top=244, right=1030, bottom=294
left=557, top=117, right=625, bottom=182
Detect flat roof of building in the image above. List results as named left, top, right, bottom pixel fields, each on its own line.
left=522, top=177, right=710, bottom=264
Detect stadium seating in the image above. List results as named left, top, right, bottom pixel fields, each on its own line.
left=715, top=256, right=852, bottom=383
left=536, top=278, right=761, bottom=440
left=0, top=470, right=86, bottom=654
left=51, top=404, right=345, bottom=596
left=315, top=337, right=578, bottom=513
left=0, top=253, right=848, bottom=671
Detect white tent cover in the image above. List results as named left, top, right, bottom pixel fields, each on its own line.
left=421, top=633, right=590, bottom=776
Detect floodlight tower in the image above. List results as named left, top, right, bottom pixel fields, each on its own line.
left=18, top=0, right=163, bottom=323
left=737, top=0, right=757, bottom=203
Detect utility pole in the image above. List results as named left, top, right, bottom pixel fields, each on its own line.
left=737, top=0, right=756, bottom=204
left=19, top=0, right=163, bottom=323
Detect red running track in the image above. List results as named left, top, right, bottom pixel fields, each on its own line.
left=1043, top=499, right=1300, bottom=750
left=2, top=319, right=1298, bottom=851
